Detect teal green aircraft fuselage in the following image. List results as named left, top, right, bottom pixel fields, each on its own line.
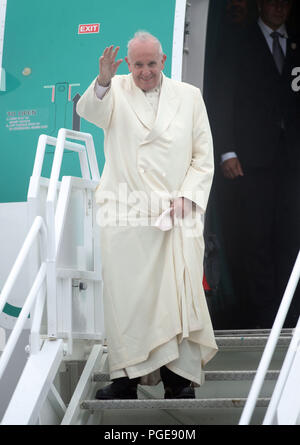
left=0, top=0, right=176, bottom=203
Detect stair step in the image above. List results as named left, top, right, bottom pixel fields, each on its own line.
left=214, top=329, right=293, bottom=336
left=92, top=370, right=279, bottom=383
left=204, top=370, right=279, bottom=381
left=80, top=397, right=270, bottom=411
left=215, top=336, right=290, bottom=348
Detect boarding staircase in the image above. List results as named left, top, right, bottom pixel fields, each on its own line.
left=80, top=328, right=293, bottom=426
left=0, top=129, right=299, bottom=425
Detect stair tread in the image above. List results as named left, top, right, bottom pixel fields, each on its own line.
left=215, top=336, right=290, bottom=339
left=214, top=329, right=293, bottom=336
left=81, top=397, right=270, bottom=410
left=205, top=370, right=279, bottom=380
left=215, top=336, right=290, bottom=347
left=93, top=369, right=280, bottom=382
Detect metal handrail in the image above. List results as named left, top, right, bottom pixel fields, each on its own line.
left=263, top=316, right=300, bottom=424
left=28, top=134, right=88, bottom=201
left=0, top=129, right=101, bottom=375
left=0, top=216, right=47, bottom=315
left=45, top=129, right=100, bottom=339
left=0, top=216, right=47, bottom=379
left=239, top=250, right=300, bottom=425
left=47, top=129, right=100, bottom=212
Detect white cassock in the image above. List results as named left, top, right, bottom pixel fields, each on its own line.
left=76, top=73, right=218, bottom=386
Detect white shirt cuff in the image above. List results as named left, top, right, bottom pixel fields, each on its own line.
left=221, top=152, right=237, bottom=164
left=94, top=80, right=110, bottom=100
left=154, top=208, right=173, bottom=231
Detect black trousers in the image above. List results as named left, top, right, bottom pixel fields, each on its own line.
left=217, top=145, right=300, bottom=328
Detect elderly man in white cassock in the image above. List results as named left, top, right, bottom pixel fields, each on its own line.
left=76, top=31, right=218, bottom=400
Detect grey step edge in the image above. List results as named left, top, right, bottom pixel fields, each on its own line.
left=93, top=370, right=280, bottom=383
left=215, top=336, right=291, bottom=347
left=214, top=329, right=293, bottom=336
left=80, top=397, right=270, bottom=411
left=203, top=370, right=279, bottom=381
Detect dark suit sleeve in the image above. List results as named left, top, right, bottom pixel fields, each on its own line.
left=209, top=32, right=243, bottom=161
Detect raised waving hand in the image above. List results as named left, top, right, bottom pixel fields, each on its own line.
left=97, top=45, right=123, bottom=87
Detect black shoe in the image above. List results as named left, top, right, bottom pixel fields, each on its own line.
left=160, top=366, right=195, bottom=399
left=95, top=377, right=139, bottom=400
left=164, top=385, right=195, bottom=399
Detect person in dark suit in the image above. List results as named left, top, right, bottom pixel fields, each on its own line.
left=212, top=0, right=300, bottom=328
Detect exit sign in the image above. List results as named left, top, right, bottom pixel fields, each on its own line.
left=78, top=23, right=100, bottom=34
